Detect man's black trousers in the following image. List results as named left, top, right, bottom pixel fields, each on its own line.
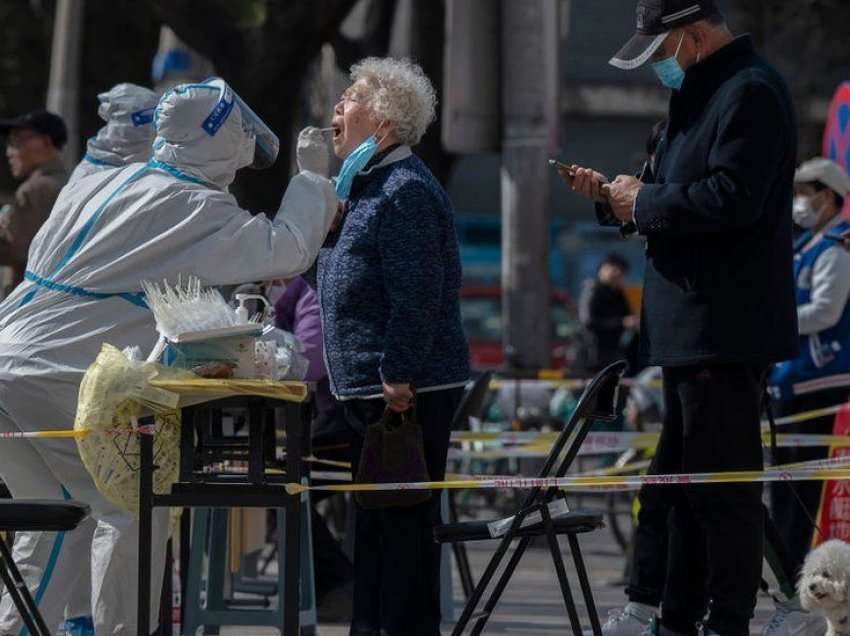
left=626, top=479, right=669, bottom=607
left=654, top=364, right=766, bottom=636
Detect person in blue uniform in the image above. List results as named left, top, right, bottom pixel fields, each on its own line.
left=770, top=157, right=850, bottom=578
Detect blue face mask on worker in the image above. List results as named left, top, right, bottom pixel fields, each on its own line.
left=333, top=124, right=386, bottom=199
left=652, top=33, right=686, bottom=91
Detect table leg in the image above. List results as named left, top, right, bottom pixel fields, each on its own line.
left=138, top=421, right=154, bottom=636
left=160, top=540, right=173, bottom=636
left=177, top=408, right=191, bottom=632
left=180, top=508, right=190, bottom=628
left=283, top=402, right=305, bottom=636
left=179, top=407, right=195, bottom=482
left=249, top=404, right=264, bottom=484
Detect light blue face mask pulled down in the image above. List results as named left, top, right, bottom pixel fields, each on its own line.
left=652, top=33, right=686, bottom=91
left=332, top=134, right=379, bottom=199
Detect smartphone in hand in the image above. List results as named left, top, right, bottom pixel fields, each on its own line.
left=549, top=159, right=576, bottom=176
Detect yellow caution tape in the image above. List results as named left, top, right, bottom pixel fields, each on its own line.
left=0, top=429, right=89, bottom=439
left=448, top=432, right=850, bottom=460
left=450, top=404, right=848, bottom=447
left=5, top=423, right=846, bottom=463
left=306, top=455, right=850, bottom=491
left=768, top=404, right=845, bottom=428
left=489, top=376, right=661, bottom=390
left=0, top=426, right=155, bottom=440
left=285, top=466, right=850, bottom=496
left=773, top=455, right=850, bottom=471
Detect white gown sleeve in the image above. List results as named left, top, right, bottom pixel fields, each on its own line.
left=181, top=171, right=337, bottom=285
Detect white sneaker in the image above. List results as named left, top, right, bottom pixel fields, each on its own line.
left=762, top=598, right=827, bottom=636
left=603, top=602, right=659, bottom=636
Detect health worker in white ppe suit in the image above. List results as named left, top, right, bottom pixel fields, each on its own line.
left=68, top=83, right=160, bottom=184
left=0, top=77, right=336, bottom=636
left=60, top=81, right=162, bottom=635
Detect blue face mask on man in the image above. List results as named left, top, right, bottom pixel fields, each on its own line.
left=332, top=125, right=385, bottom=199
left=652, top=33, right=686, bottom=91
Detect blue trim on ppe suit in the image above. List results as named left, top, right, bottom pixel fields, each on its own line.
left=62, top=616, right=95, bottom=636
left=19, top=158, right=206, bottom=308
left=23, top=272, right=148, bottom=308
left=83, top=154, right=120, bottom=168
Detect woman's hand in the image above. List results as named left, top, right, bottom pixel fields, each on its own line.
left=383, top=382, right=413, bottom=412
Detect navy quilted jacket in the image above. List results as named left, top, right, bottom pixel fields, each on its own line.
left=315, top=149, right=470, bottom=399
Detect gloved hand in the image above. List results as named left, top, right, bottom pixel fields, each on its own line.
left=296, top=126, right=330, bottom=177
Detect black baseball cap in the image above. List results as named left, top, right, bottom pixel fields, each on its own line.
left=610, top=0, right=722, bottom=70
left=0, top=110, right=68, bottom=149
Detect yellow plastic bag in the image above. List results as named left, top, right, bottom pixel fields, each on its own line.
left=74, top=344, right=309, bottom=514
left=74, top=344, right=186, bottom=514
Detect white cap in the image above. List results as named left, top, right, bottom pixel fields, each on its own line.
left=795, top=158, right=850, bottom=197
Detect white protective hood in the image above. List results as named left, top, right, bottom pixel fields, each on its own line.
left=152, top=82, right=256, bottom=189
left=85, top=83, right=159, bottom=168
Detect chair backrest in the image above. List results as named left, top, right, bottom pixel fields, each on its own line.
left=449, top=371, right=493, bottom=430
left=519, top=360, right=627, bottom=511
left=547, top=360, right=625, bottom=480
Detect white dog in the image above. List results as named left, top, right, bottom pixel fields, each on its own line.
left=799, top=539, right=850, bottom=636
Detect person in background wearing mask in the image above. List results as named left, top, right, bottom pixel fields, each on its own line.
left=769, top=157, right=850, bottom=591
left=0, top=110, right=68, bottom=294
left=562, top=1, right=798, bottom=635
left=316, top=57, right=469, bottom=636
left=68, top=83, right=159, bottom=184
left=579, top=253, right=638, bottom=372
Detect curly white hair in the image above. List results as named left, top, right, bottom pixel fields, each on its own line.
left=350, top=57, right=437, bottom=147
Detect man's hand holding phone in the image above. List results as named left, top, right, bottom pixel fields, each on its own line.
left=551, top=160, right=610, bottom=203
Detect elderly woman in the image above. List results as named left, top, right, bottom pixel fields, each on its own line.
left=316, top=58, right=469, bottom=635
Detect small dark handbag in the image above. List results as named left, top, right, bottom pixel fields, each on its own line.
left=354, top=400, right=432, bottom=510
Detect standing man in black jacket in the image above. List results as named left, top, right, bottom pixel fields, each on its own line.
left=562, top=2, right=798, bottom=635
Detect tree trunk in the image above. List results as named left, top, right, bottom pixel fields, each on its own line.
left=151, top=0, right=359, bottom=212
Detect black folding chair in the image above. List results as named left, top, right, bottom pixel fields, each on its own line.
left=0, top=500, right=90, bottom=636
left=435, top=361, right=627, bottom=636
left=451, top=372, right=494, bottom=433
left=447, top=371, right=494, bottom=599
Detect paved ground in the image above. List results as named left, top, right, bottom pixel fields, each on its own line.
left=216, top=504, right=777, bottom=635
